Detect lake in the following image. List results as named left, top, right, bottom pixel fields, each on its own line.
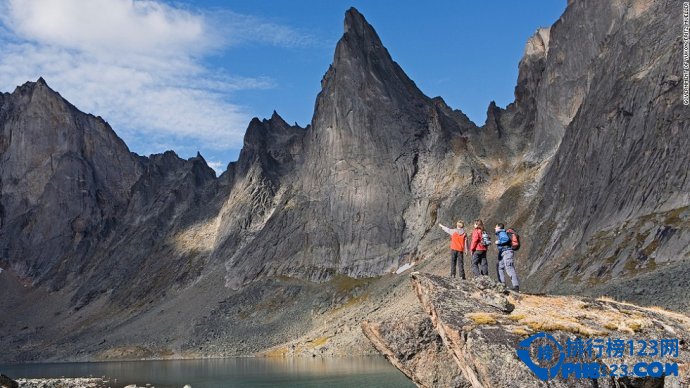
left=0, top=357, right=414, bottom=387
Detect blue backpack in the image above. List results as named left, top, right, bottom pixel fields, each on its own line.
left=497, top=230, right=511, bottom=246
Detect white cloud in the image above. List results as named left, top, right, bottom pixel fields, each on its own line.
left=1, top=0, right=212, bottom=56
left=209, top=10, right=320, bottom=48
left=0, top=0, right=314, bottom=169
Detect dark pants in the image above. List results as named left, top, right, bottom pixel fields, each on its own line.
left=471, top=250, right=488, bottom=276
left=450, top=250, right=465, bottom=279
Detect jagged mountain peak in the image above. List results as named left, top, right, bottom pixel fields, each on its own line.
left=325, top=8, right=419, bottom=99
left=522, top=27, right=551, bottom=59
left=12, top=77, right=60, bottom=101
left=313, top=7, right=434, bottom=143
left=269, top=109, right=287, bottom=125
left=343, top=7, right=377, bottom=41
left=246, top=111, right=303, bottom=142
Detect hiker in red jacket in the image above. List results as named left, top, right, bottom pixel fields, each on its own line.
left=470, top=219, right=489, bottom=276
left=439, top=220, right=468, bottom=279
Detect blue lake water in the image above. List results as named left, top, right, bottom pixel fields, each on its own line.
left=0, top=357, right=414, bottom=387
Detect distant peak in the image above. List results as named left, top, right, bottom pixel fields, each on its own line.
left=342, top=7, right=380, bottom=45
left=16, top=77, right=51, bottom=93
left=330, top=7, right=394, bottom=76
left=269, top=110, right=288, bottom=126
left=12, top=78, right=70, bottom=108
left=523, top=27, right=551, bottom=59
left=344, top=7, right=367, bottom=33
left=312, top=7, right=428, bottom=135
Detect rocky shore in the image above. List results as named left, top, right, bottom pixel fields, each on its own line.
left=5, top=378, right=106, bottom=388
left=1, top=376, right=170, bottom=388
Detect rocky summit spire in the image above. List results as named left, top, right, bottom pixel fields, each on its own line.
left=274, top=7, right=471, bottom=283
left=336, top=7, right=396, bottom=71
left=313, top=7, right=431, bottom=147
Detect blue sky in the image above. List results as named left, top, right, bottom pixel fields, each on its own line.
left=0, top=0, right=566, bottom=173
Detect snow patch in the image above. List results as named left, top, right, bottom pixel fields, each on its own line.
left=395, top=262, right=415, bottom=274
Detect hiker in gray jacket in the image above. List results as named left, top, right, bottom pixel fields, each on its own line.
left=495, top=223, right=520, bottom=292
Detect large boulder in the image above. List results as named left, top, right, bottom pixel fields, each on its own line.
left=364, top=273, right=690, bottom=387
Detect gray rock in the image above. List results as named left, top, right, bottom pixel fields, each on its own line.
left=362, top=312, right=469, bottom=388
left=381, top=272, right=690, bottom=388
left=15, top=378, right=107, bottom=388
left=0, top=374, right=18, bottom=388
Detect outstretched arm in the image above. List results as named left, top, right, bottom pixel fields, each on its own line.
left=439, top=224, right=452, bottom=235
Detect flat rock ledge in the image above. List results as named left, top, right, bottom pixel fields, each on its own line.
left=362, top=272, right=690, bottom=388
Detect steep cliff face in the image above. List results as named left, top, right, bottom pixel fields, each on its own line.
left=522, top=0, right=690, bottom=301
left=523, top=0, right=630, bottom=161
left=216, top=113, right=307, bottom=286
left=0, top=79, right=143, bottom=290
left=71, top=150, right=219, bottom=307
left=0, top=78, right=225, bottom=306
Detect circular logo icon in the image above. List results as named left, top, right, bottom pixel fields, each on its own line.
left=516, top=332, right=565, bottom=381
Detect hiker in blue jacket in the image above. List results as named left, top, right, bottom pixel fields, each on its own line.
left=495, top=223, right=519, bottom=292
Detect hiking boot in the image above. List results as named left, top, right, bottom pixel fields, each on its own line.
left=512, top=286, right=520, bottom=293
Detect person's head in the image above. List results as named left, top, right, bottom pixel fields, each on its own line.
left=496, top=223, right=505, bottom=231
left=474, top=219, right=484, bottom=230
left=456, top=220, right=464, bottom=228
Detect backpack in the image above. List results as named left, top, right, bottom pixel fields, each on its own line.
left=497, top=230, right=510, bottom=245
left=506, top=228, right=520, bottom=251
left=481, top=231, right=491, bottom=247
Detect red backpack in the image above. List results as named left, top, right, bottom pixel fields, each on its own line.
left=506, top=228, right=520, bottom=251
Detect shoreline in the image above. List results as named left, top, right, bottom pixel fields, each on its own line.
left=0, top=352, right=384, bottom=367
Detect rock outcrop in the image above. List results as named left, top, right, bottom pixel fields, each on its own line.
left=0, top=374, right=18, bottom=388
left=364, top=273, right=690, bottom=387
left=362, top=311, right=469, bottom=388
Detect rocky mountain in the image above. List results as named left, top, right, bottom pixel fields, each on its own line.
left=221, top=8, right=485, bottom=287
left=0, top=77, right=221, bottom=309
left=0, top=0, right=688, bottom=365
left=520, top=0, right=690, bottom=303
